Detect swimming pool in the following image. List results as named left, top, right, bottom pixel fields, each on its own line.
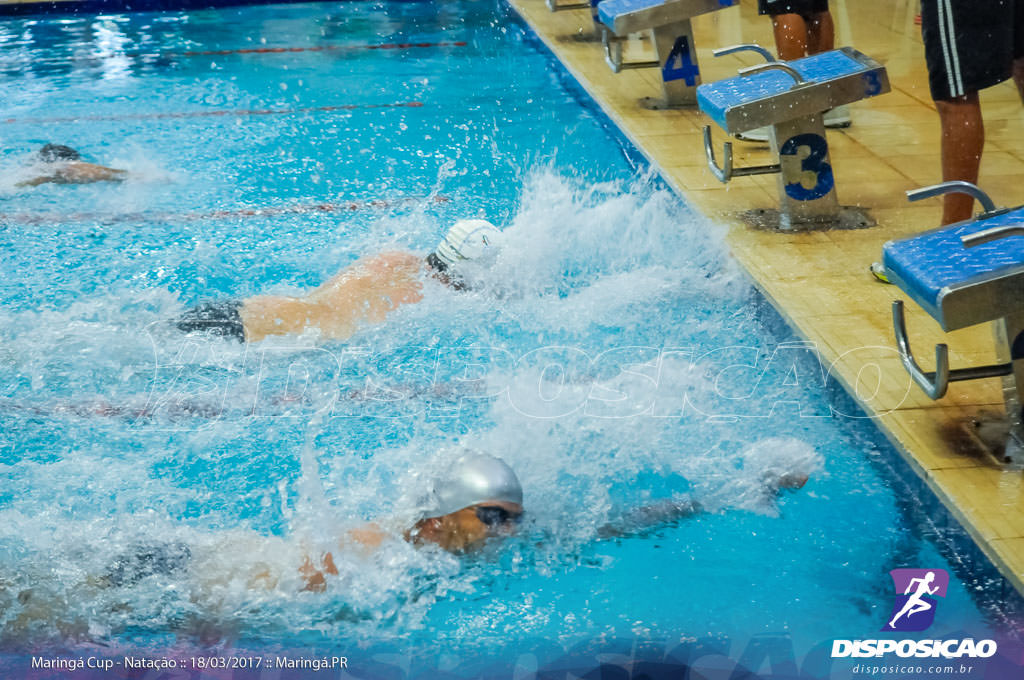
left=0, top=1, right=1020, bottom=677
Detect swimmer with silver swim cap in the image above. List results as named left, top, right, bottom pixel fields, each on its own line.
left=409, top=451, right=524, bottom=552
left=299, top=452, right=524, bottom=589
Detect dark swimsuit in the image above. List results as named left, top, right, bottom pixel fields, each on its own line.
left=175, top=300, right=246, bottom=342
left=103, top=542, right=192, bottom=587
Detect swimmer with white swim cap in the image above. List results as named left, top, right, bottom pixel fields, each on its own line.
left=424, top=218, right=503, bottom=290
left=174, top=218, right=504, bottom=343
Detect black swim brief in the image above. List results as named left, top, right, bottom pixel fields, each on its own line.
left=757, top=0, right=829, bottom=17
left=175, top=300, right=246, bottom=342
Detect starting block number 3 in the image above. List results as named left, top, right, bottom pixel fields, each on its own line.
left=779, top=133, right=835, bottom=201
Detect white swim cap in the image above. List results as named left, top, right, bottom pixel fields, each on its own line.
left=431, top=219, right=503, bottom=269
left=426, top=451, right=523, bottom=518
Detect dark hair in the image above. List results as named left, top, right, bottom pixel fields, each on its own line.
left=38, top=144, right=81, bottom=163
left=425, top=253, right=467, bottom=291
left=425, top=252, right=448, bottom=274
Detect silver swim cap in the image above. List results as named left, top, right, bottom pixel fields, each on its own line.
left=427, top=451, right=523, bottom=518
left=432, top=219, right=503, bottom=269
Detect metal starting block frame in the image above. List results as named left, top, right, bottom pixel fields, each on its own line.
left=884, top=182, right=1024, bottom=466
left=698, top=45, right=889, bottom=230
left=597, top=0, right=736, bottom=109
left=547, top=0, right=602, bottom=29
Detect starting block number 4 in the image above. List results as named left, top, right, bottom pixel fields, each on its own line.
left=663, top=36, right=700, bottom=86
left=779, top=133, right=834, bottom=201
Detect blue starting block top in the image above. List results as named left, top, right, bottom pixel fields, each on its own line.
left=697, top=48, right=888, bottom=132
left=599, top=0, right=733, bottom=34
left=883, top=208, right=1024, bottom=331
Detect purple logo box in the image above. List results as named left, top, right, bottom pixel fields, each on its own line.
left=882, top=568, right=950, bottom=632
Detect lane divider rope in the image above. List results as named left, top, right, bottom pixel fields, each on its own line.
left=2, top=101, right=422, bottom=124
left=0, top=195, right=450, bottom=225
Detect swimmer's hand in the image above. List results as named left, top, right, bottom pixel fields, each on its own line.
left=298, top=523, right=388, bottom=592
left=299, top=552, right=338, bottom=593
left=597, top=496, right=701, bottom=539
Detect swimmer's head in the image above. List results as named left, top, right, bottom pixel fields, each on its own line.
left=412, top=451, right=524, bottom=552
left=425, top=219, right=503, bottom=288
left=428, top=451, right=523, bottom=518
left=38, top=144, right=81, bottom=163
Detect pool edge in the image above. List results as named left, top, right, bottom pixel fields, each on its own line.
left=504, top=0, right=1024, bottom=607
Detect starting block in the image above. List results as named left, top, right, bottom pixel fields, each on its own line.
left=883, top=182, right=1024, bottom=465
left=597, top=0, right=736, bottom=109
left=698, top=45, right=889, bottom=230
left=547, top=0, right=602, bottom=27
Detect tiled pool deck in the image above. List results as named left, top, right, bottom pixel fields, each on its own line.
left=509, top=0, right=1024, bottom=595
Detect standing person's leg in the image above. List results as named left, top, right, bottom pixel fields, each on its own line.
left=807, top=9, right=834, bottom=55
left=741, top=1, right=814, bottom=142
left=806, top=1, right=850, bottom=127
left=770, top=12, right=810, bottom=60
left=935, top=94, right=984, bottom=225
left=1014, top=57, right=1024, bottom=103
left=1015, top=0, right=1024, bottom=103
left=920, top=0, right=1015, bottom=225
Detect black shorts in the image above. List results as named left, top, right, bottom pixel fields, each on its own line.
left=176, top=300, right=246, bottom=342
left=757, top=0, right=829, bottom=16
left=921, top=0, right=1024, bottom=100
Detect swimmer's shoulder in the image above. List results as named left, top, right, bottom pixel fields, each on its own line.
left=55, top=162, right=127, bottom=183
left=362, top=251, right=425, bottom=275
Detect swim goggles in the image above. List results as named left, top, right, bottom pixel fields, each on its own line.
left=474, top=505, right=523, bottom=528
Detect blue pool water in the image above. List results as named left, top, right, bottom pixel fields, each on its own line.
left=0, top=0, right=1016, bottom=669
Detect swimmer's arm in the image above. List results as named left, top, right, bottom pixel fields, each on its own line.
left=16, top=163, right=127, bottom=187
left=54, top=162, right=127, bottom=184
left=15, top=175, right=55, bottom=187
left=596, top=496, right=702, bottom=539
left=594, top=474, right=809, bottom=540
left=298, top=524, right=389, bottom=592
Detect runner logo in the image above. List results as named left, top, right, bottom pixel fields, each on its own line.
left=832, top=568, right=995, bottom=659
left=882, top=568, right=948, bottom=632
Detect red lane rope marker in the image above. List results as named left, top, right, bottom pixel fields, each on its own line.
left=0, top=40, right=468, bottom=65
left=2, top=101, right=422, bottom=125
left=0, top=195, right=450, bottom=226
left=168, top=40, right=468, bottom=58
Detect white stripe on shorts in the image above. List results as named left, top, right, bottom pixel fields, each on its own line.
left=937, top=0, right=965, bottom=97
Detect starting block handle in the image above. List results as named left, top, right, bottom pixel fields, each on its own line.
left=702, top=125, right=781, bottom=183
left=601, top=28, right=660, bottom=73
left=547, top=0, right=591, bottom=10
left=893, top=300, right=951, bottom=399
left=712, top=43, right=775, bottom=63
left=893, top=300, right=1014, bottom=400
left=907, top=181, right=999, bottom=215
left=704, top=125, right=733, bottom=182
left=961, top=225, right=1024, bottom=248
left=738, top=61, right=806, bottom=85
